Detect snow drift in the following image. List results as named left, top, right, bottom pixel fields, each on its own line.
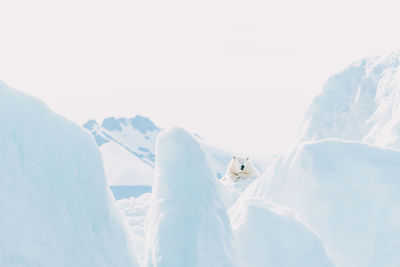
left=229, top=197, right=334, bottom=267
left=0, top=81, right=138, bottom=267
left=246, top=139, right=400, bottom=267
left=299, top=51, right=400, bottom=149
left=145, top=127, right=236, bottom=267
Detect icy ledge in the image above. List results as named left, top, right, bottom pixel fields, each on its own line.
left=245, top=139, right=400, bottom=267
left=0, top=82, right=138, bottom=267
left=230, top=197, right=334, bottom=267
left=144, top=127, right=237, bottom=267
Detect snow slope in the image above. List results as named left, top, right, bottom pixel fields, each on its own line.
left=145, top=127, right=237, bottom=267
left=246, top=139, right=400, bottom=267
left=229, top=197, right=334, bottom=267
left=0, top=81, right=138, bottom=267
left=299, top=51, right=400, bottom=149
left=101, top=142, right=153, bottom=186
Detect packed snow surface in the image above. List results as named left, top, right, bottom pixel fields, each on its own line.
left=229, top=197, right=334, bottom=267
left=145, top=127, right=237, bottom=267
left=300, top=51, right=400, bottom=149
left=246, top=139, right=400, bottom=267
left=0, top=81, right=138, bottom=267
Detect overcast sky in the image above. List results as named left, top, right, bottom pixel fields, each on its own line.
left=1, top=0, right=400, bottom=154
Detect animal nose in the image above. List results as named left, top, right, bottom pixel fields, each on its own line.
left=240, top=165, right=245, bottom=170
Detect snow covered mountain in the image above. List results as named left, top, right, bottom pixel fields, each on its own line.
left=83, top=116, right=157, bottom=187
left=299, top=51, right=400, bottom=148
left=0, top=81, right=138, bottom=267
left=84, top=116, right=159, bottom=167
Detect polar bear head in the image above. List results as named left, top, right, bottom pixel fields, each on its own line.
left=229, top=156, right=251, bottom=174
left=222, top=156, right=260, bottom=182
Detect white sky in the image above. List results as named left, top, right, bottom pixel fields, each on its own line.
left=1, top=0, right=400, bottom=155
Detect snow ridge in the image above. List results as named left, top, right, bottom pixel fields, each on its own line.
left=247, top=139, right=400, bottom=267
left=299, top=51, right=400, bottom=149
left=145, top=127, right=237, bottom=267
left=0, top=82, right=138, bottom=267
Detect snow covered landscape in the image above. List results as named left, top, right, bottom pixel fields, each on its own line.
left=2, top=51, right=400, bottom=266
left=2, top=0, right=400, bottom=265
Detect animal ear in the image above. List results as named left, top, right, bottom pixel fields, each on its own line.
left=232, top=156, right=236, bottom=160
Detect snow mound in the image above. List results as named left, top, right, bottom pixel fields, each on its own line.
left=0, top=82, right=138, bottom=267
left=246, top=139, right=400, bottom=267
left=299, top=52, right=400, bottom=149
left=229, top=197, right=334, bottom=267
left=218, top=178, right=256, bottom=209
left=145, top=127, right=236, bottom=267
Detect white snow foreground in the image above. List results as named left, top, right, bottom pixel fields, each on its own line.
left=144, top=127, right=237, bottom=267
left=246, top=139, right=400, bottom=267
left=229, top=197, right=334, bottom=267
left=0, top=82, right=138, bottom=267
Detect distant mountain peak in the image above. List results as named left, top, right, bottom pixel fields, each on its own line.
left=83, top=115, right=160, bottom=169
left=102, top=117, right=123, bottom=131
left=82, top=119, right=99, bottom=131
left=129, top=115, right=159, bottom=133
left=95, top=115, right=159, bottom=134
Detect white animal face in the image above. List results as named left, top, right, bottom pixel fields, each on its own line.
left=231, top=156, right=250, bottom=173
